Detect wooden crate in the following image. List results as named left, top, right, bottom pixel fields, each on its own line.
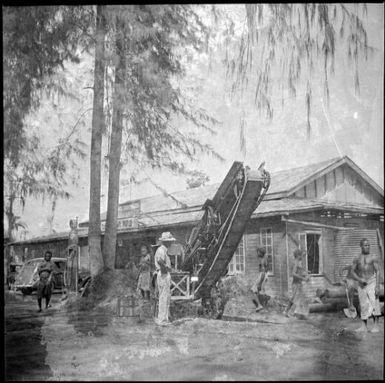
left=116, top=295, right=139, bottom=317
left=170, top=272, right=194, bottom=300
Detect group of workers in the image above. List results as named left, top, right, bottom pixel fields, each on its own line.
left=35, top=232, right=176, bottom=325
left=35, top=234, right=382, bottom=331
left=133, top=231, right=178, bottom=325
left=252, top=237, right=382, bottom=332
left=128, top=231, right=177, bottom=325
left=252, top=246, right=321, bottom=318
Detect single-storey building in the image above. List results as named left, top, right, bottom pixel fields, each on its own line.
left=8, top=155, right=384, bottom=298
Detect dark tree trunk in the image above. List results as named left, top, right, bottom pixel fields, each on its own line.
left=102, top=24, right=126, bottom=270
left=88, top=5, right=106, bottom=276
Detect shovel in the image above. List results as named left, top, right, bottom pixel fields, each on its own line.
left=343, top=287, right=357, bottom=319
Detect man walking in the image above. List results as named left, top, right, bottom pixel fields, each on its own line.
left=154, top=232, right=176, bottom=325
left=36, top=251, right=58, bottom=312
left=251, top=247, right=269, bottom=312
left=351, top=238, right=382, bottom=332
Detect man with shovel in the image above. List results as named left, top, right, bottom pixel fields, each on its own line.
left=351, top=238, right=382, bottom=332
left=340, top=264, right=358, bottom=318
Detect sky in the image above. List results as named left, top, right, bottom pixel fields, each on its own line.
left=6, top=4, right=384, bottom=239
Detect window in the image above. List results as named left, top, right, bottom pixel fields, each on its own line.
left=298, top=232, right=322, bottom=275
left=260, top=228, right=274, bottom=273
left=228, top=236, right=245, bottom=275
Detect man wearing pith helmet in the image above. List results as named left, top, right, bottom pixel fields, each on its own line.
left=154, top=232, right=176, bottom=325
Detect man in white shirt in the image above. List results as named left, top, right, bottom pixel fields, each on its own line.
left=154, top=232, right=176, bottom=325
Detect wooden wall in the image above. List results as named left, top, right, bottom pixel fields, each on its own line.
left=243, top=217, right=289, bottom=298
left=242, top=216, right=340, bottom=298
left=283, top=220, right=334, bottom=298
left=334, top=228, right=383, bottom=284
left=12, top=240, right=69, bottom=262
left=294, top=164, right=383, bottom=207
left=11, top=236, right=90, bottom=273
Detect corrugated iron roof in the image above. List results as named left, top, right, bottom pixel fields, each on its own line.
left=267, top=157, right=340, bottom=196
left=9, top=197, right=383, bottom=245
left=8, top=228, right=89, bottom=245
left=93, top=156, right=343, bottom=223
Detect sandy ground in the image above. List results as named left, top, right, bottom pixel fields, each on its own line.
left=4, top=290, right=384, bottom=381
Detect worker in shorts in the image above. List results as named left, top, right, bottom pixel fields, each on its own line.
left=36, top=251, right=59, bottom=312
left=251, top=247, right=268, bottom=312
left=284, top=249, right=310, bottom=319
left=351, top=238, right=382, bottom=332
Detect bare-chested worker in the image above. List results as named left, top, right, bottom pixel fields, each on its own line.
left=351, top=238, right=382, bottom=332
left=251, top=247, right=268, bottom=312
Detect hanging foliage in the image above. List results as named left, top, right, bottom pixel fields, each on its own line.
left=3, top=6, right=93, bottom=166
left=223, top=4, right=371, bottom=138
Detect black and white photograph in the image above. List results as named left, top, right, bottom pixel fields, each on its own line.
left=3, top=3, right=384, bottom=381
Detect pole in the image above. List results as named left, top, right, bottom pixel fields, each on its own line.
left=285, top=221, right=290, bottom=297
left=75, top=247, right=79, bottom=296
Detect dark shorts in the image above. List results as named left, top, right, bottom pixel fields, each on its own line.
left=37, top=278, right=52, bottom=299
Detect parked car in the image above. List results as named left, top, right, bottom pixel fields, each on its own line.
left=14, top=257, right=67, bottom=295
left=14, top=257, right=91, bottom=296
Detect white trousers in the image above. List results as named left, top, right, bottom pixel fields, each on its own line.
left=157, top=271, right=171, bottom=323
left=357, top=275, right=381, bottom=320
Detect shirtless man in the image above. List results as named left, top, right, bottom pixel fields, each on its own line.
left=36, top=251, right=60, bottom=312
left=351, top=238, right=382, bottom=332
left=251, top=247, right=269, bottom=312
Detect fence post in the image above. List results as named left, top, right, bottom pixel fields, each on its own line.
left=75, top=246, right=79, bottom=296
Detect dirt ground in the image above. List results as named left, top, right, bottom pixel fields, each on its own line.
left=4, top=290, right=384, bottom=381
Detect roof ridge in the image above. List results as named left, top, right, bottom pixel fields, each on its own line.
left=119, top=156, right=343, bottom=206
left=271, top=156, right=341, bottom=175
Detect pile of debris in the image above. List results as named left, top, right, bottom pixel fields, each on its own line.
left=66, top=269, right=140, bottom=314
left=170, top=299, right=201, bottom=320
left=219, top=275, right=285, bottom=317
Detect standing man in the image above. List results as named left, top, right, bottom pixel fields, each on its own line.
left=351, top=238, right=382, bottom=332
left=251, top=247, right=268, bottom=312
left=36, top=251, right=59, bottom=312
left=284, top=249, right=310, bottom=319
left=154, top=232, right=176, bottom=325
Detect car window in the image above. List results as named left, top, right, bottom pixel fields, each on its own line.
left=27, top=260, right=41, bottom=267
left=54, top=261, right=66, bottom=270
